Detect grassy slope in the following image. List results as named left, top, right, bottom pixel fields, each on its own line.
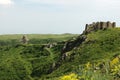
left=0, top=34, right=78, bottom=80
left=75, top=28, right=120, bottom=63
left=0, top=47, right=33, bottom=80
left=47, top=28, right=120, bottom=79
left=1, top=28, right=120, bottom=79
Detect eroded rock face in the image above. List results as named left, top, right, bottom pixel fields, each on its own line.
left=83, top=21, right=116, bottom=34
left=61, top=35, right=87, bottom=60
left=61, top=21, right=116, bottom=60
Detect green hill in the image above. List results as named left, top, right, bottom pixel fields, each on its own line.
left=47, top=28, right=120, bottom=80
left=0, top=34, right=78, bottom=46
left=0, top=28, right=120, bottom=80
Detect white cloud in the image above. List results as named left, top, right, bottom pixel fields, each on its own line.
left=0, top=0, right=14, bottom=6
left=0, top=13, right=3, bottom=16
left=27, top=0, right=120, bottom=7
left=27, top=0, right=84, bottom=6
left=94, top=0, right=120, bottom=6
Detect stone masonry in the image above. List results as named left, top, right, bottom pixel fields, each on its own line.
left=83, top=21, right=116, bottom=34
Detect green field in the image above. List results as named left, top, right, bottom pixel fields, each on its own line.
left=0, top=34, right=78, bottom=46
left=0, top=34, right=78, bottom=40
left=0, top=28, right=120, bottom=80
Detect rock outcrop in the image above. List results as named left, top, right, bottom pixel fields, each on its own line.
left=61, top=35, right=86, bottom=60
left=61, top=21, right=116, bottom=60
left=83, top=21, right=116, bottom=34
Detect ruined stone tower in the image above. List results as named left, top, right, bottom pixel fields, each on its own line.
left=21, top=35, right=29, bottom=44
left=83, top=21, right=116, bottom=34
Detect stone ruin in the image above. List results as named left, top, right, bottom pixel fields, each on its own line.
left=21, top=35, right=29, bottom=44
left=83, top=21, right=116, bottom=34
left=61, top=21, right=116, bottom=60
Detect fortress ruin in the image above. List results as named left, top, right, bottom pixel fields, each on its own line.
left=83, top=21, right=116, bottom=34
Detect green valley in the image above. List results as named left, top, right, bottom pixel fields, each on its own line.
left=0, top=22, right=120, bottom=80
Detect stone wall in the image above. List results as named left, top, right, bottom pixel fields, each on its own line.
left=83, top=21, right=116, bottom=34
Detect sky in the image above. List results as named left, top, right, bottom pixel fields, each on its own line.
left=0, top=0, right=120, bottom=34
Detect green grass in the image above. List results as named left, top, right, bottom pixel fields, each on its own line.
left=0, top=34, right=78, bottom=46
left=1, top=28, right=120, bottom=80
left=0, top=47, right=33, bottom=80
left=0, top=34, right=78, bottom=40
left=75, top=28, right=120, bottom=63
left=46, top=28, right=120, bottom=79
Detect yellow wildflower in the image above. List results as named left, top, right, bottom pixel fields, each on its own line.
left=110, top=57, right=119, bottom=67
left=85, top=62, right=91, bottom=69
left=60, top=73, right=78, bottom=80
